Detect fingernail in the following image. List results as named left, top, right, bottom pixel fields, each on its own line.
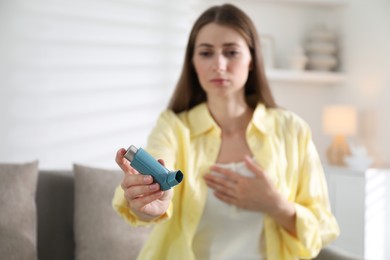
left=245, top=156, right=253, bottom=162
left=144, top=175, right=152, bottom=183
left=150, top=183, right=159, bottom=190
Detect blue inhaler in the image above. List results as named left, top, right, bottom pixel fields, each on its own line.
left=124, top=145, right=183, bottom=190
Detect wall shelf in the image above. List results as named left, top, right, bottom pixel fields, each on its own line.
left=266, top=69, right=346, bottom=85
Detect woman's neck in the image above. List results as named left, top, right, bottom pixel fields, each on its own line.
left=206, top=98, right=253, bottom=135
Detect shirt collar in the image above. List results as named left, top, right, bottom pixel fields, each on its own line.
left=188, top=103, right=218, bottom=137
left=251, top=103, right=274, bottom=135
left=187, top=102, right=274, bottom=137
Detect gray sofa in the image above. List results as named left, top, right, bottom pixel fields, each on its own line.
left=0, top=162, right=361, bottom=260
left=36, top=166, right=150, bottom=260
left=36, top=170, right=75, bottom=260
left=0, top=162, right=149, bottom=260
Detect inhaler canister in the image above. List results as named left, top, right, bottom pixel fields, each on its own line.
left=124, top=145, right=183, bottom=190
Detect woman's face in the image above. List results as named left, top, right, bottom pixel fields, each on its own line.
left=193, top=23, right=252, bottom=100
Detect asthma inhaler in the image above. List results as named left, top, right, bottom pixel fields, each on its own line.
left=124, top=145, right=184, bottom=190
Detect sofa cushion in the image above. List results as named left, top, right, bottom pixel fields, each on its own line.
left=0, top=161, right=39, bottom=260
left=73, top=164, right=150, bottom=260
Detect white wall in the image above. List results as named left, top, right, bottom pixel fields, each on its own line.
left=0, top=0, right=193, bottom=169
left=1, top=0, right=389, bottom=169
left=339, top=0, right=390, bottom=167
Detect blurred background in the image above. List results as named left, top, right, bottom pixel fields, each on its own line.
left=0, top=0, right=389, bottom=170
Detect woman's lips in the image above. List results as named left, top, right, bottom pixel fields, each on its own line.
left=210, top=78, right=228, bottom=85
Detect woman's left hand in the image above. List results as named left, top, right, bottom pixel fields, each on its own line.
left=204, top=156, right=297, bottom=235
left=204, top=156, right=284, bottom=215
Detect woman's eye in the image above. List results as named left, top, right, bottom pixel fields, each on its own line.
left=225, top=50, right=240, bottom=58
left=199, top=51, right=212, bottom=57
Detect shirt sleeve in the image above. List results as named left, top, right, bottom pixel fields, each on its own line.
left=144, top=110, right=180, bottom=170
left=111, top=110, right=179, bottom=226
left=112, top=184, right=173, bottom=227
left=279, top=117, right=340, bottom=258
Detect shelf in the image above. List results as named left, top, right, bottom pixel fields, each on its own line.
left=265, top=69, right=346, bottom=85
left=256, top=0, right=348, bottom=7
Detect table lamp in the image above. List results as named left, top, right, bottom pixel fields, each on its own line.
left=323, top=105, right=357, bottom=166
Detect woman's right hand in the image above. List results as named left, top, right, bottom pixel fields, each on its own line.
left=115, top=148, right=173, bottom=222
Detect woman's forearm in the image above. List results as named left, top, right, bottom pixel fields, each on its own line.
left=269, top=197, right=297, bottom=237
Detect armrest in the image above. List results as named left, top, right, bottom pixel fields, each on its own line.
left=313, top=246, right=363, bottom=260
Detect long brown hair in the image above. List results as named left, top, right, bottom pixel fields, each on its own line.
left=168, top=4, right=277, bottom=113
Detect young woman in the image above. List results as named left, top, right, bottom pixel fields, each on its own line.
left=113, top=4, right=339, bottom=260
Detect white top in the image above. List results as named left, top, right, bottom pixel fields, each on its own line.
left=192, top=160, right=266, bottom=260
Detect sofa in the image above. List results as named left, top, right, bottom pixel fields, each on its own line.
left=0, top=161, right=362, bottom=260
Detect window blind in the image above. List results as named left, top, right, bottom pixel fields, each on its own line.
left=0, top=0, right=194, bottom=168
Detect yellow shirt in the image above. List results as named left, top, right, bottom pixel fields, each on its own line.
left=112, top=103, right=339, bottom=260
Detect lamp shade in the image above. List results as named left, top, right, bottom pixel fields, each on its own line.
left=323, top=105, right=357, bottom=136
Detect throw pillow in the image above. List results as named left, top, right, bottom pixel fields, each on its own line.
left=73, top=164, right=150, bottom=260
left=0, top=161, right=39, bottom=260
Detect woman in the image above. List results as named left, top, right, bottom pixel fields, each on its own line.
left=113, top=4, right=339, bottom=260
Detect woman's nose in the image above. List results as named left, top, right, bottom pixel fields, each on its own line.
left=211, top=54, right=227, bottom=72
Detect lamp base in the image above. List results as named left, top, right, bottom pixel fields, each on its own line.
left=327, top=135, right=351, bottom=166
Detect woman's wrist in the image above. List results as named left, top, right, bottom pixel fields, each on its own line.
left=268, top=196, right=297, bottom=237
left=131, top=207, right=163, bottom=222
